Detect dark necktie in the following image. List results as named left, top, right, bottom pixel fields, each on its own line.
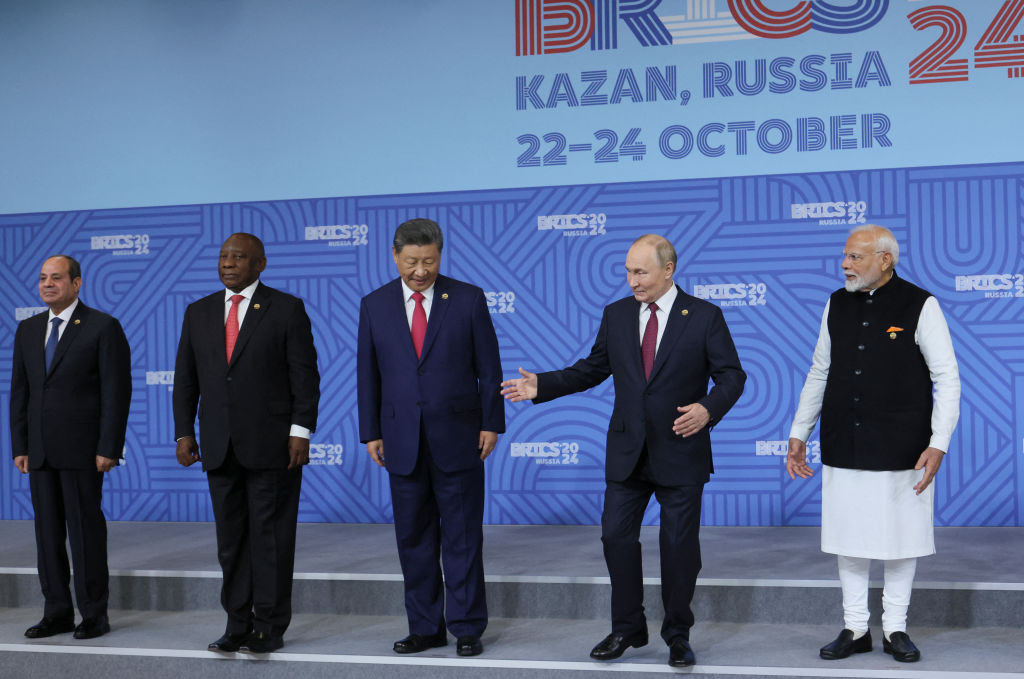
left=225, top=294, right=244, bottom=363
left=45, top=317, right=63, bottom=371
left=641, top=302, right=659, bottom=379
left=411, top=291, right=427, bottom=358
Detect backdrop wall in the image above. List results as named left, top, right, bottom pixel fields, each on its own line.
left=2, top=1, right=1021, bottom=525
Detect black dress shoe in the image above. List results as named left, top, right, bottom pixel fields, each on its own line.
left=239, top=631, right=283, bottom=654
left=208, top=630, right=252, bottom=652
left=73, top=616, right=110, bottom=640
left=393, top=632, right=447, bottom=654
left=589, top=630, right=648, bottom=660
left=456, top=636, right=483, bottom=657
left=820, top=629, right=872, bottom=659
left=668, top=638, right=696, bottom=667
left=883, top=631, right=921, bottom=662
left=25, top=616, right=75, bottom=639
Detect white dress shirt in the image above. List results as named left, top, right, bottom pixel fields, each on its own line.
left=400, top=278, right=435, bottom=328
left=637, top=284, right=678, bottom=355
left=223, top=280, right=309, bottom=440
left=44, top=297, right=79, bottom=347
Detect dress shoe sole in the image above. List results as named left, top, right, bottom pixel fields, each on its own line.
left=590, top=637, right=649, bottom=660
left=883, top=645, right=920, bottom=662
left=669, top=658, right=695, bottom=667
left=73, top=623, right=111, bottom=640
left=25, top=624, right=75, bottom=639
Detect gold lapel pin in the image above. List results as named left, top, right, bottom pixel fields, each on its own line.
left=73, top=319, right=81, bottom=325
left=441, top=293, right=449, bottom=300
left=681, top=309, right=689, bottom=316
left=253, top=303, right=261, bottom=310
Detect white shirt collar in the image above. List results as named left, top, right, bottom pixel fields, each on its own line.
left=644, top=284, right=677, bottom=313
left=224, top=279, right=260, bottom=302
left=400, top=278, right=435, bottom=303
left=48, top=297, right=79, bottom=323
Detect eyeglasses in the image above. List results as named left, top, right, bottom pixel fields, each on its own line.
left=842, top=251, right=884, bottom=263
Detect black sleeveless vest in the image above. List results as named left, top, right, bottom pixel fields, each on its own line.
left=820, top=272, right=933, bottom=470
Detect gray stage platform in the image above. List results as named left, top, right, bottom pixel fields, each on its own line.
left=1, top=521, right=1022, bottom=679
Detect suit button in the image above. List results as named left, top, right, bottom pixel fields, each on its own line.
left=854, top=422, right=861, bottom=427
left=417, top=369, right=424, bottom=376
left=862, top=321, right=869, bottom=327
left=854, top=396, right=861, bottom=402
left=416, top=401, right=423, bottom=407
left=865, top=298, right=873, bottom=304
left=226, top=377, right=233, bottom=382
left=857, top=344, right=865, bottom=350
left=854, top=369, right=862, bottom=375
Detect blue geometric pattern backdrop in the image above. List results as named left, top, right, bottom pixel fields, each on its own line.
left=2, top=161, right=1022, bottom=525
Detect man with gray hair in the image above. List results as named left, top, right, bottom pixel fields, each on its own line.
left=787, top=224, right=960, bottom=663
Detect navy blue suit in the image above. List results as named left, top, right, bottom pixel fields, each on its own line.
left=535, top=287, right=745, bottom=643
left=358, top=275, right=504, bottom=638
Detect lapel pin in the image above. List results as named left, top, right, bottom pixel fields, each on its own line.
left=889, top=332, right=897, bottom=339
left=886, top=326, right=902, bottom=340
left=681, top=309, right=689, bottom=316
left=441, top=293, right=449, bottom=300
left=253, top=303, right=260, bottom=310
left=73, top=319, right=81, bottom=325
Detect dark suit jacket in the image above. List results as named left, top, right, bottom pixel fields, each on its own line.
left=536, top=287, right=745, bottom=485
left=357, top=275, right=505, bottom=475
left=10, top=301, right=132, bottom=470
left=173, top=282, right=320, bottom=471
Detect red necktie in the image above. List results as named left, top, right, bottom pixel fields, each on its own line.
left=225, top=294, right=244, bottom=363
left=411, top=291, right=427, bottom=358
left=641, top=302, right=659, bottom=379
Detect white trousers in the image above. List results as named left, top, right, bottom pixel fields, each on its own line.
left=837, top=555, right=918, bottom=634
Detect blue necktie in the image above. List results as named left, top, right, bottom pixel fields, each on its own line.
left=45, top=317, right=63, bottom=371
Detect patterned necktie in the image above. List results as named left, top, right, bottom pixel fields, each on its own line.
left=411, top=291, right=427, bottom=358
left=641, top=302, right=659, bottom=380
left=225, top=294, right=244, bottom=363
left=45, top=317, right=63, bottom=371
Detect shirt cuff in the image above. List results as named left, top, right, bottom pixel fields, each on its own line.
left=289, top=425, right=311, bottom=439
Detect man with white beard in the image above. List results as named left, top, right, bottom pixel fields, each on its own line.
left=787, top=224, right=960, bottom=663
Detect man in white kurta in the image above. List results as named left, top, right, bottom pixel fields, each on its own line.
left=787, top=225, right=959, bottom=663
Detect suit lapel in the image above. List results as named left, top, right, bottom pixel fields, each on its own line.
left=648, top=286, right=692, bottom=383
left=228, top=283, right=271, bottom=369
left=621, top=298, right=645, bottom=378
left=26, top=313, right=48, bottom=378
left=418, top=276, right=450, bottom=363
left=47, top=303, right=88, bottom=376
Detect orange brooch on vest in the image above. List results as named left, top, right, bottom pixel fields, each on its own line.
left=886, top=326, right=903, bottom=339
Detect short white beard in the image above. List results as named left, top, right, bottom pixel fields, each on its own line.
left=844, top=277, right=865, bottom=292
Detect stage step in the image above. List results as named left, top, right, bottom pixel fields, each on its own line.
left=2, top=608, right=1023, bottom=679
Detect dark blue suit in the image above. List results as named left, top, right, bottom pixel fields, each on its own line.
left=535, top=286, right=745, bottom=643
left=358, top=275, right=504, bottom=638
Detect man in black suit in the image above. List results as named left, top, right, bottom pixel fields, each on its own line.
left=501, top=234, right=745, bottom=668
left=10, top=254, right=132, bottom=641
left=173, top=233, right=320, bottom=654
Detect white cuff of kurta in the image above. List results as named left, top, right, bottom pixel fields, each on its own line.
left=927, top=437, right=949, bottom=453
left=289, top=425, right=311, bottom=439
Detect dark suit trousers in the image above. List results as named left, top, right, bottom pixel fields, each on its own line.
left=602, top=450, right=704, bottom=644
left=388, top=436, right=487, bottom=638
left=29, top=467, right=108, bottom=620
left=207, top=445, right=302, bottom=638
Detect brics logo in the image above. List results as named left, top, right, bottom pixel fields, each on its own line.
left=485, top=291, right=517, bottom=314
left=309, top=443, right=343, bottom=466
left=755, top=439, right=820, bottom=463
left=510, top=441, right=581, bottom=465
left=91, top=234, right=150, bottom=256
left=955, top=274, right=1024, bottom=298
left=145, top=371, right=175, bottom=385
left=15, top=306, right=47, bottom=321
left=790, top=201, right=867, bottom=225
left=515, top=0, right=889, bottom=56
left=304, top=225, right=369, bottom=247
left=537, top=213, right=607, bottom=237
left=692, top=282, right=767, bottom=307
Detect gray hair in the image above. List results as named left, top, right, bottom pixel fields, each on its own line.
left=850, top=224, right=899, bottom=266
left=394, top=218, right=444, bottom=253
